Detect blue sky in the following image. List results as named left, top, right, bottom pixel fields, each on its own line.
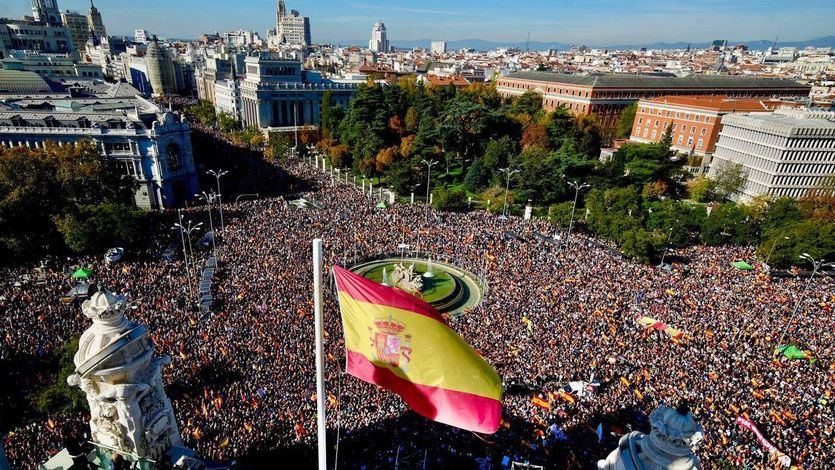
left=3, top=0, right=834, bottom=45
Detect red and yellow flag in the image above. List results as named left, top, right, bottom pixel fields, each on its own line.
left=333, top=266, right=503, bottom=433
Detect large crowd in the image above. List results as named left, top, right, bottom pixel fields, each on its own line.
left=2, top=155, right=834, bottom=469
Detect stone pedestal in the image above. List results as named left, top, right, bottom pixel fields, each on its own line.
left=67, top=288, right=182, bottom=461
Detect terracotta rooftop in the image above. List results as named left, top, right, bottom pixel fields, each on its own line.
left=641, top=95, right=790, bottom=113
left=426, top=74, right=470, bottom=87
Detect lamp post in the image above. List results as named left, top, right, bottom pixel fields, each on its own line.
left=498, top=167, right=519, bottom=218
left=173, top=219, right=203, bottom=299
left=421, top=159, right=438, bottom=204
left=765, top=236, right=790, bottom=267
left=195, top=191, right=218, bottom=258
left=565, top=180, right=590, bottom=246
left=774, top=253, right=834, bottom=357
left=173, top=209, right=194, bottom=300
left=206, top=169, right=227, bottom=232
left=658, top=226, right=675, bottom=268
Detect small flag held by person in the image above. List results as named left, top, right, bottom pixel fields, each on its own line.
left=333, top=265, right=503, bottom=433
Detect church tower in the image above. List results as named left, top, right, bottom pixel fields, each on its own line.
left=32, top=0, right=63, bottom=27
left=88, top=0, right=107, bottom=38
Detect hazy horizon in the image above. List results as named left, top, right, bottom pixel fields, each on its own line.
left=2, top=0, right=834, bottom=46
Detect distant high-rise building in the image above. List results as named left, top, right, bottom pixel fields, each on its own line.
left=31, top=0, right=62, bottom=27
left=146, top=37, right=175, bottom=97
left=60, top=10, right=89, bottom=51
left=275, top=0, right=311, bottom=46
left=430, top=40, right=447, bottom=54
left=88, top=0, right=106, bottom=38
left=369, top=21, right=389, bottom=53
left=134, top=29, right=150, bottom=44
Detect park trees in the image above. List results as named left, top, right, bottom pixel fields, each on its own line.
left=0, top=139, right=143, bottom=260
left=710, top=161, right=747, bottom=200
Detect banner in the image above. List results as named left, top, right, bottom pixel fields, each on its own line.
left=735, top=416, right=791, bottom=467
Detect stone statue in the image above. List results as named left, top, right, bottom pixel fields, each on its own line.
left=67, top=287, right=182, bottom=461
left=388, top=263, right=423, bottom=294
left=597, top=402, right=704, bottom=470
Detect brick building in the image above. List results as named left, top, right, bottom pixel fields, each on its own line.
left=629, top=95, right=787, bottom=156
left=495, top=72, right=810, bottom=125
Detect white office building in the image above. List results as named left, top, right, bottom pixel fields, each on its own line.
left=368, top=21, right=389, bottom=53
left=430, top=40, right=447, bottom=55
left=214, top=78, right=241, bottom=120
left=274, top=0, right=311, bottom=46
left=709, top=108, right=835, bottom=201
left=134, top=29, right=150, bottom=44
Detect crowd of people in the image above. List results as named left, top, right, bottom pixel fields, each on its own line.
left=1, top=155, right=833, bottom=469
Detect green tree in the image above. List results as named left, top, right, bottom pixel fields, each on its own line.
left=55, top=203, right=147, bottom=254
left=548, top=201, right=575, bottom=227
left=761, top=197, right=803, bottom=239
left=687, top=175, right=714, bottom=202
left=217, top=112, right=240, bottom=133
left=757, top=220, right=835, bottom=268
left=616, top=102, right=637, bottom=139
left=620, top=228, right=658, bottom=263
left=36, top=337, right=86, bottom=414
left=701, top=203, right=759, bottom=245
left=432, top=186, right=468, bottom=212
left=385, top=159, right=422, bottom=196
left=510, top=90, right=543, bottom=117
left=710, top=161, right=747, bottom=200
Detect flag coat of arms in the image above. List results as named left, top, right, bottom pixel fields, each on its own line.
left=332, top=265, right=503, bottom=433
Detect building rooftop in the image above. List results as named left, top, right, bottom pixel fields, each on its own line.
left=503, top=72, right=809, bottom=89
left=721, top=109, right=835, bottom=137
left=641, top=95, right=789, bottom=113
left=0, top=70, right=52, bottom=94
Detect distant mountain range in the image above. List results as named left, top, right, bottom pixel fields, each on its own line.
left=336, top=36, right=835, bottom=52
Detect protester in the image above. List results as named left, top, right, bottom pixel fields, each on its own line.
left=1, top=156, right=833, bottom=468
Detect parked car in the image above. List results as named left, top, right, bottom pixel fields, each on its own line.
left=104, top=247, right=124, bottom=264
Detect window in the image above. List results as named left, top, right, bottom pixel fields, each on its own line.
left=638, top=117, right=643, bottom=125
left=700, top=128, right=706, bottom=136
left=165, top=142, right=183, bottom=171
left=697, top=139, right=703, bottom=149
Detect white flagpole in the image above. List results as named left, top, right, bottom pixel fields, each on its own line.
left=313, top=238, right=327, bottom=470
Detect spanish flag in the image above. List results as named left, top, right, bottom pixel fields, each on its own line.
left=333, top=266, right=503, bottom=433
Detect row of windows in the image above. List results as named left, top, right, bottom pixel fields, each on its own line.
left=723, top=126, right=787, bottom=147
left=0, top=118, right=125, bottom=129
left=641, top=107, right=714, bottom=123
left=543, top=99, right=588, bottom=113
left=786, top=137, right=835, bottom=150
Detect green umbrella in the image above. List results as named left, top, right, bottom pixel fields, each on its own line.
left=732, top=261, right=754, bottom=270
left=375, top=201, right=388, bottom=209
left=776, top=344, right=808, bottom=360
left=72, top=268, right=94, bottom=279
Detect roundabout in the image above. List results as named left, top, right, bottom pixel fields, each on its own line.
left=350, top=257, right=485, bottom=315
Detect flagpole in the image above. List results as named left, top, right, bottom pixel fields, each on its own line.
left=313, top=238, right=327, bottom=470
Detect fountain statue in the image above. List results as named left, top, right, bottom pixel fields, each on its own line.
left=423, top=257, right=434, bottom=278
left=381, top=267, right=389, bottom=286
left=389, top=263, right=423, bottom=294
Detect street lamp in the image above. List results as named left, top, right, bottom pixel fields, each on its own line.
left=195, top=191, right=218, bottom=258
left=206, top=169, right=227, bottom=232
left=765, top=236, right=790, bottom=267
left=658, top=226, right=675, bottom=268
left=774, top=253, right=834, bottom=356
left=173, top=209, right=194, bottom=300
left=565, top=180, right=590, bottom=246
left=173, top=218, right=203, bottom=299
left=421, top=159, right=438, bottom=204
left=498, top=167, right=520, bottom=218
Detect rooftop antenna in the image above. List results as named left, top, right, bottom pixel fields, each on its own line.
left=771, top=35, right=779, bottom=50
left=526, top=32, right=531, bottom=52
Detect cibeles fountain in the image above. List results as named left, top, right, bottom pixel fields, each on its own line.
left=44, top=286, right=205, bottom=469
left=597, top=403, right=704, bottom=470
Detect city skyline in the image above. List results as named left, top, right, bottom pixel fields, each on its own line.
left=2, top=0, right=834, bottom=46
